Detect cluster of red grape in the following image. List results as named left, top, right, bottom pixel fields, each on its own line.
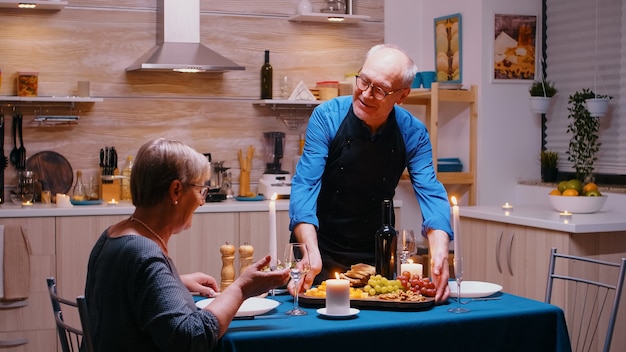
left=398, top=271, right=436, bottom=297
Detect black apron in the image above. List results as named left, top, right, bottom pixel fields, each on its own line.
left=313, top=107, right=406, bottom=283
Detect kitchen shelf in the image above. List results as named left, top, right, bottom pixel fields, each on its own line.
left=288, top=12, right=370, bottom=23
left=0, top=0, right=67, bottom=10
left=253, top=99, right=321, bottom=130
left=0, top=96, right=103, bottom=103
left=403, top=82, right=478, bottom=205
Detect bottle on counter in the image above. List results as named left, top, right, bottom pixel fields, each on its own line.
left=121, top=155, right=133, bottom=201
left=375, top=199, right=397, bottom=279
left=260, top=50, right=273, bottom=99
left=72, top=170, right=87, bottom=201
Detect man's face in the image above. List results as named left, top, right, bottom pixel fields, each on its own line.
left=351, top=48, right=410, bottom=129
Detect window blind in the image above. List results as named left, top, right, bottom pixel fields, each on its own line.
left=544, top=0, right=625, bottom=176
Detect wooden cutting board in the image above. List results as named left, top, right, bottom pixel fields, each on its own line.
left=26, top=151, right=73, bottom=195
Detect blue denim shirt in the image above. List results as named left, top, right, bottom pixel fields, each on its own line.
left=289, top=96, right=453, bottom=239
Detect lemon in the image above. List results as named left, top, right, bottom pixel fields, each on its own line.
left=549, top=189, right=561, bottom=196
left=583, top=182, right=598, bottom=194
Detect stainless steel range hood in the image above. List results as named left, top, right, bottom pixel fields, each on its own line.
left=126, top=0, right=245, bottom=72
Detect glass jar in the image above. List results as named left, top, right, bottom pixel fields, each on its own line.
left=320, top=0, right=346, bottom=14
left=17, top=170, right=35, bottom=203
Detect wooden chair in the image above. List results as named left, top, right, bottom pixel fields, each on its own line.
left=545, top=248, right=626, bottom=352
left=46, top=277, right=94, bottom=352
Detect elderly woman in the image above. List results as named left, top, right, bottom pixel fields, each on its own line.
left=85, top=138, right=289, bottom=351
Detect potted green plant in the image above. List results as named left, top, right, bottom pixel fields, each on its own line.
left=585, top=92, right=612, bottom=117
left=529, top=80, right=557, bottom=114
left=540, top=150, right=559, bottom=182
left=566, top=89, right=601, bottom=182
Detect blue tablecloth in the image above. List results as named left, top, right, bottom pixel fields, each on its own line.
left=201, top=292, right=571, bottom=352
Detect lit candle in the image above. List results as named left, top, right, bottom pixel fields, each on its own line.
left=325, top=273, right=350, bottom=315
left=21, top=201, right=33, bottom=208
left=401, top=260, right=423, bottom=278
left=107, top=198, right=118, bottom=206
left=559, top=210, right=572, bottom=221
left=269, top=193, right=277, bottom=269
left=451, top=196, right=462, bottom=272
left=501, top=202, right=514, bottom=211
left=56, top=193, right=73, bottom=208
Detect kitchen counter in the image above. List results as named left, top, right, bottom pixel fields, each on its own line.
left=0, top=199, right=404, bottom=218
left=461, top=204, right=626, bottom=233
left=0, top=198, right=291, bottom=218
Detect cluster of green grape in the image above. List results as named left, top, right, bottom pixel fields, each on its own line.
left=363, top=274, right=403, bottom=296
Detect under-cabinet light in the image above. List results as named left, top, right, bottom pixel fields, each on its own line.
left=18, top=3, right=36, bottom=8
left=327, top=16, right=345, bottom=22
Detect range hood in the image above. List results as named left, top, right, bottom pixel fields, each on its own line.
left=126, top=0, right=245, bottom=72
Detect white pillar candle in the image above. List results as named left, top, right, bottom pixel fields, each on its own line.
left=325, top=276, right=350, bottom=315
left=268, top=193, right=278, bottom=268
left=56, top=193, right=73, bottom=208
left=401, top=262, right=423, bottom=278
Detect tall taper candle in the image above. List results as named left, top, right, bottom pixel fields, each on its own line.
left=269, top=193, right=278, bottom=268
left=451, top=196, right=462, bottom=277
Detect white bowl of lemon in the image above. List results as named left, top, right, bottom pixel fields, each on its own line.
left=548, top=180, right=608, bottom=213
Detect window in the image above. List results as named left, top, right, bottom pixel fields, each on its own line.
left=544, top=0, right=625, bottom=183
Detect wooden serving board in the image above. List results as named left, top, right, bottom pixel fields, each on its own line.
left=298, top=293, right=435, bottom=311
left=26, top=151, right=73, bottom=196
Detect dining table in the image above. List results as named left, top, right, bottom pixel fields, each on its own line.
left=198, top=289, right=572, bottom=352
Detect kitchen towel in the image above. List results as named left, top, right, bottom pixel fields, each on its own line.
left=1, top=224, right=31, bottom=301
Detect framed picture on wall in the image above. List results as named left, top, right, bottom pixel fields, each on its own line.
left=492, top=13, right=538, bottom=82
left=434, top=13, right=462, bottom=84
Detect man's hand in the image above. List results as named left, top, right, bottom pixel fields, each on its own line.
left=289, top=223, right=322, bottom=294
left=426, top=229, right=451, bottom=304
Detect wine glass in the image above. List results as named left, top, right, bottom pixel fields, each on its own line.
left=448, top=256, right=469, bottom=313
left=284, top=243, right=310, bottom=316
left=397, top=229, right=416, bottom=264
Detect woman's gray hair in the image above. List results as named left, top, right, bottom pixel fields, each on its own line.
left=366, top=44, right=419, bottom=88
left=131, top=138, right=210, bottom=207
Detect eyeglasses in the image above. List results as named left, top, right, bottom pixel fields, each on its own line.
left=186, top=183, right=209, bottom=198
left=355, top=75, right=404, bottom=100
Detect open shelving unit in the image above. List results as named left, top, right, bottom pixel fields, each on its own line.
left=403, top=82, right=478, bottom=205
left=0, top=96, right=103, bottom=125
left=253, top=99, right=321, bottom=130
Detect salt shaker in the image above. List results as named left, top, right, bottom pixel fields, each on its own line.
left=220, top=242, right=236, bottom=291
left=238, top=243, right=254, bottom=276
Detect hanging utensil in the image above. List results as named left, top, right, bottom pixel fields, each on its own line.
left=17, top=113, right=26, bottom=170
left=9, top=113, right=19, bottom=168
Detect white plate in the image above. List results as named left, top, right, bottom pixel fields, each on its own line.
left=448, top=281, right=503, bottom=298
left=196, top=297, right=279, bottom=317
left=316, top=307, right=360, bottom=319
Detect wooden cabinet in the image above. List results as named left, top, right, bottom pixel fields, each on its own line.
left=461, top=217, right=569, bottom=301
left=0, top=217, right=56, bottom=352
left=462, top=216, right=626, bottom=352
left=404, top=82, right=478, bottom=204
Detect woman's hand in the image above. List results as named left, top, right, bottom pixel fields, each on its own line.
left=180, top=272, right=220, bottom=297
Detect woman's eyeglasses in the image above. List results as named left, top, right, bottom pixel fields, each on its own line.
left=186, top=183, right=210, bottom=198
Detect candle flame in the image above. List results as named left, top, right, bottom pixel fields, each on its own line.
left=451, top=196, right=458, bottom=206
left=335, top=272, right=340, bottom=280
left=271, top=193, right=278, bottom=201
left=408, top=259, right=414, bottom=264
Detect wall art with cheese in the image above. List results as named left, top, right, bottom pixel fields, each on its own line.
left=493, top=14, right=538, bottom=82
left=434, top=13, right=462, bottom=84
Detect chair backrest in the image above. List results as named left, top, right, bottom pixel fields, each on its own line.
left=545, top=248, right=626, bottom=352
left=46, top=277, right=94, bottom=352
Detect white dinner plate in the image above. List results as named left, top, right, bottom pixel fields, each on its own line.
left=196, top=297, right=279, bottom=317
left=448, top=281, right=503, bottom=298
left=316, top=307, right=360, bottom=319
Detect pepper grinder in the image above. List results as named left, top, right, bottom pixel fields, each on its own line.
left=220, top=242, right=236, bottom=291
left=238, top=243, right=254, bottom=276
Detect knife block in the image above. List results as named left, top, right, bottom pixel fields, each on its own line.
left=100, top=168, right=120, bottom=201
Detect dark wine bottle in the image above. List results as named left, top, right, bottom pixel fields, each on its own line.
left=260, top=50, right=273, bottom=99
left=375, top=199, right=397, bottom=279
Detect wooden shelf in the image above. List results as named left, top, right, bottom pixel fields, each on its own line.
left=0, top=96, right=103, bottom=103
left=288, top=12, right=370, bottom=23
left=253, top=99, right=321, bottom=130
left=403, top=82, right=478, bottom=205
left=0, top=0, right=67, bottom=10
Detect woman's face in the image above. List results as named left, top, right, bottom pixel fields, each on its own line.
left=173, top=180, right=208, bottom=233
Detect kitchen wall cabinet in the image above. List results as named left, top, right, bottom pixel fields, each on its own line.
left=0, top=217, right=56, bottom=352
left=403, top=82, right=478, bottom=204
left=461, top=217, right=626, bottom=352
